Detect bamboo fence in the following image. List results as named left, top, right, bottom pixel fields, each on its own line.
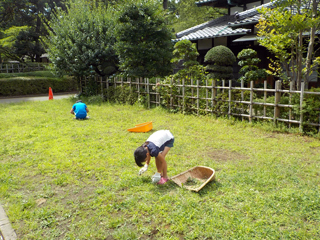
left=80, top=76, right=320, bottom=132
left=0, top=63, right=47, bottom=73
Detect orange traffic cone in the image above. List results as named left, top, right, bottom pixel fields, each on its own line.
left=49, top=87, right=53, bottom=100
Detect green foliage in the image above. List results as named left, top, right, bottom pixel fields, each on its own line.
left=46, top=0, right=118, bottom=78
left=214, top=90, right=253, bottom=116
left=115, top=0, right=173, bottom=78
left=104, top=85, right=138, bottom=105
left=0, top=0, right=67, bottom=62
left=292, top=88, right=320, bottom=134
left=257, top=0, right=320, bottom=89
left=204, top=45, right=236, bottom=80
left=169, top=39, right=206, bottom=83
left=205, top=45, right=236, bottom=66
left=171, top=39, right=199, bottom=68
left=237, top=48, right=267, bottom=83
left=0, top=26, right=31, bottom=61
left=0, top=76, right=77, bottom=96
left=169, top=0, right=227, bottom=34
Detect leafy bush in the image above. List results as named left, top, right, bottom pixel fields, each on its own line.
left=0, top=77, right=77, bottom=96
left=104, top=85, right=138, bottom=105
left=204, top=45, right=236, bottom=80
left=237, top=48, right=267, bottom=83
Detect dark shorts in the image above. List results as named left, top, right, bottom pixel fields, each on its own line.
left=165, top=138, right=174, bottom=148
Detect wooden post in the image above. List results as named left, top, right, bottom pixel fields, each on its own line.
left=197, top=80, right=200, bottom=116
left=206, top=79, right=208, bottom=112
left=147, top=78, right=150, bottom=109
left=249, top=81, right=253, bottom=122
left=182, top=78, right=185, bottom=113
left=264, top=80, right=267, bottom=118
left=228, top=80, right=232, bottom=119
left=289, top=81, right=293, bottom=129
left=212, top=80, right=216, bottom=115
left=299, top=82, right=305, bottom=132
left=137, top=78, right=140, bottom=100
left=100, top=77, right=103, bottom=97
left=6, top=64, right=8, bottom=73
left=170, top=78, right=173, bottom=110
left=274, top=80, right=282, bottom=124
left=106, top=77, right=109, bottom=101
left=155, top=78, right=159, bottom=107
left=222, top=80, right=225, bottom=93
left=191, top=78, right=194, bottom=106
left=241, top=79, right=244, bottom=121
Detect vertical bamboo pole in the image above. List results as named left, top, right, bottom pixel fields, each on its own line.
left=182, top=78, right=185, bottom=113
left=6, top=64, right=8, bottom=73
left=206, top=79, right=208, bottom=112
left=274, top=80, right=282, bottom=125
left=264, top=80, right=267, bottom=118
left=147, top=78, right=150, bottom=109
left=191, top=78, right=194, bottom=107
left=137, top=78, right=140, bottom=100
left=106, top=77, right=109, bottom=101
left=241, top=79, right=244, bottom=121
left=249, top=81, right=253, bottom=122
left=289, top=81, right=293, bottom=129
left=222, top=80, right=225, bottom=94
left=197, top=80, right=199, bottom=116
left=155, top=78, right=159, bottom=107
left=170, top=78, right=173, bottom=110
left=212, top=80, right=216, bottom=115
left=228, top=80, right=232, bottom=119
left=100, top=77, right=103, bottom=97
left=299, top=82, right=305, bottom=132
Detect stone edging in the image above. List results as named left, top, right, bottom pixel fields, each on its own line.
left=0, top=204, right=17, bottom=240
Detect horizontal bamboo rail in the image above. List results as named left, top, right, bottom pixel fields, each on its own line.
left=80, top=76, right=320, bottom=132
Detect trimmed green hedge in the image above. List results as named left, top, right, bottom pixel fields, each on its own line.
left=0, top=77, right=78, bottom=96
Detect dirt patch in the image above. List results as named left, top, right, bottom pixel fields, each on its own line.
left=206, top=149, right=249, bottom=162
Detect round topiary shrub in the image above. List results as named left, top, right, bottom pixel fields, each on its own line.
left=204, top=45, right=236, bottom=80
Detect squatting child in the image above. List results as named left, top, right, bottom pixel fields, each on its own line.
left=70, top=100, right=89, bottom=120
left=134, top=130, right=174, bottom=185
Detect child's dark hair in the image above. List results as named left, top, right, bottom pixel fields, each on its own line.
left=134, top=145, right=147, bottom=167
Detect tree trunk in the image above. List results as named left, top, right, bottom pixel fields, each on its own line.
left=296, top=30, right=303, bottom=90
left=305, top=0, right=318, bottom=90
left=163, top=0, right=168, bottom=10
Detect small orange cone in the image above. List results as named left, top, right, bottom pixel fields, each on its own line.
left=49, top=87, right=53, bottom=100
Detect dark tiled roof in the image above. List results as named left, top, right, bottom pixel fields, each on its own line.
left=229, top=1, right=274, bottom=26
left=175, top=1, right=274, bottom=41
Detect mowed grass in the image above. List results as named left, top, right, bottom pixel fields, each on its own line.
left=0, top=98, right=319, bottom=239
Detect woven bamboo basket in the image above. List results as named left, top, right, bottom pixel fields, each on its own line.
left=170, top=166, right=215, bottom=192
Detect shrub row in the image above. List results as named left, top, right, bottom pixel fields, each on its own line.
left=0, top=77, right=78, bottom=96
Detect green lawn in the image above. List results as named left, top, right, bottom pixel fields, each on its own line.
left=0, top=98, right=319, bottom=239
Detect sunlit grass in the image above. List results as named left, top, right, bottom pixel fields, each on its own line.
left=0, top=98, right=319, bottom=239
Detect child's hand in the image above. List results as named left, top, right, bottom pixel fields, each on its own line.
left=151, top=172, right=161, bottom=183
left=139, top=164, right=148, bottom=175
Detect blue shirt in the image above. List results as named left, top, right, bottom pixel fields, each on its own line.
left=72, top=102, right=87, bottom=119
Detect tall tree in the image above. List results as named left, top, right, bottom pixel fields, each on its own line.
left=46, top=0, right=118, bottom=78
left=115, top=0, right=173, bottom=78
left=257, top=0, right=320, bottom=90
left=0, top=0, right=67, bottom=62
left=169, top=0, right=226, bottom=33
